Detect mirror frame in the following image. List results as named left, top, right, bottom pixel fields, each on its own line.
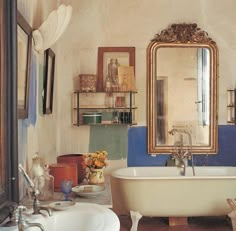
left=43, top=48, right=55, bottom=114
left=0, top=0, right=19, bottom=223
left=147, top=23, right=218, bottom=154
left=17, top=10, right=32, bottom=119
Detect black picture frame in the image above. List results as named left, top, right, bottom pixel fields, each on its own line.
left=17, top=10, right=32, bottom=119
left=43, top=48, right=55, bottom=114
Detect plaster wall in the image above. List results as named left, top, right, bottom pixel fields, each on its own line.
left=17, top=0, right=59, bottom=168
left=17, top=0, right=236, bottom=170
left=54, top=0, right=235, bottom=160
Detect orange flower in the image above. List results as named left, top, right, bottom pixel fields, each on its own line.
left=84, top=150, right=108, bottom=170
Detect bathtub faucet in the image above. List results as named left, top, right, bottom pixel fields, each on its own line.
left=168, top=128, right=195, bottom=176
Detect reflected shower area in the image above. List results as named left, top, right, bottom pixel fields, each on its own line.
left=156, top=47, right=210, bottom=146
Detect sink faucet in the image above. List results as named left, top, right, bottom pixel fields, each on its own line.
left=18, top=164, right=52, bottom=216
left=168, top=128, right=195, bottom=176
left=8, top=205, right=45, bottom=231
left=31, top=190, right=52, bottom=216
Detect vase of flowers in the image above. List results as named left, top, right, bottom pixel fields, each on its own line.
left=84, top=150, right=108, bottom=184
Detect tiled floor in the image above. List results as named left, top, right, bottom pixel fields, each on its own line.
left=119, top=215, right=233, bottom=231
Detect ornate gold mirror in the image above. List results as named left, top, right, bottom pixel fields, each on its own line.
left=147, top=23, right=218, bottom=154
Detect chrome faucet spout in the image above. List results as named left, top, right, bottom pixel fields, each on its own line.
left=18, top=222, right=45, bottom=231
left=31, top=191, right=52, bottom=216
left=33, top=205, right=52, bottom=216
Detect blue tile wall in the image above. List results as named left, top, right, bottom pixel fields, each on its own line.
left=128, top=125, right=236, bottom=167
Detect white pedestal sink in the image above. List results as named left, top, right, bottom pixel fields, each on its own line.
left=0, top=203, right=120, bottom=231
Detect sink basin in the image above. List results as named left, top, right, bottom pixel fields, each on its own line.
left=0, top=203, right=120, bottom=231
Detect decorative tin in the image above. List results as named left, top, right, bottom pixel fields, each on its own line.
left=79, top=74, right=97, bottom=92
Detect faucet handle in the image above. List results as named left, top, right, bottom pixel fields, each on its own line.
left=17, top=205, right=27, bottom=213
left=15, top=205, right=27, bottom=221
left=8, top=202, right=18, bottom=217
left=4, top=204, right=27, bottom=226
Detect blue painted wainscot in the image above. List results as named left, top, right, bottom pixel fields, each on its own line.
left=128, top=125, right=236, bottom=167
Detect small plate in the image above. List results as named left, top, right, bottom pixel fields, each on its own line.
left=72, top=185, right=105, bottom=197
left=49, top=201, right=76, bottom=211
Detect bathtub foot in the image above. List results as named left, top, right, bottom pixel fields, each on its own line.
left=130, top=210, right=142, bottom=231
left=228, top=211, right=236, bottom=231
left=169, top=217, right=188, bottom=226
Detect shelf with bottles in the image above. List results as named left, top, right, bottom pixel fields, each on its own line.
left=72, top=91, right=137, bottom=126
left=227, top=89, right=236, bottom=124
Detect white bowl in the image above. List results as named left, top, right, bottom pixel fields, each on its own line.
left=72, top=185, right=105, bottom=197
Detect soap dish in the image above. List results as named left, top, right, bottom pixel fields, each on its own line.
left=49, top=201, right=76, bottom=210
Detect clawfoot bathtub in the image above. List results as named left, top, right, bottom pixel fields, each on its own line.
left=110, top=166, right=236, bottom=230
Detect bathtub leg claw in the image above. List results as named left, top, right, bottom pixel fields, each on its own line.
left=228, top=211, right=236, bottom=231
left=130, top=210, right=142, bottom=231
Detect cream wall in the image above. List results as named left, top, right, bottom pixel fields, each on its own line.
left=18, top=0, right=236, bottom=170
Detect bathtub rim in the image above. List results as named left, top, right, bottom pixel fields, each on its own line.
left=110, top=166, right=236, bottom=180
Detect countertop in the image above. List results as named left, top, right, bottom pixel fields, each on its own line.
left=22, top=175, right=112, bottom=208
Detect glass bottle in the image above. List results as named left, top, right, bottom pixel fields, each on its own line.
left=30, top=153, right=44, bottom=178
left=39, top=165, right=54, bottom=201
left=104, top=92, right=114, bottom=108
left=30, top=153, right=45, bottom=194
left=105, top=75, right=112, bottom=92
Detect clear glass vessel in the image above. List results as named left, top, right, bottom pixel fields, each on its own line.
left=39, top=165, right=54, bottom=201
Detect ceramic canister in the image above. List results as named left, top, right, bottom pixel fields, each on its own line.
left=49, top=163, right=78, bottom=192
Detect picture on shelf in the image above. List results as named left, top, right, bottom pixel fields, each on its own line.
left=118, top=66, right=135, bottom=91
left=97, top=47, right=135, bottom=91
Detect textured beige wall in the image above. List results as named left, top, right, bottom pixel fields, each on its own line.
left=18, top=0, right=236, bottom=169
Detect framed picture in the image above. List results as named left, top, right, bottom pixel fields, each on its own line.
left=17, top=10, right=32, bottom=119
left=43, top=48, right=55, bottom=114
left=97, top=47, right=135, bottom=91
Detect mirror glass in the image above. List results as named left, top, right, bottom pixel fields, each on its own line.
left=147, top=23, right=218, bottom=154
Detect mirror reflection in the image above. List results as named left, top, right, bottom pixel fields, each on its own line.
left=147, top=23, right=218, bottom=154
left=156, top=47, right=210, bottom=146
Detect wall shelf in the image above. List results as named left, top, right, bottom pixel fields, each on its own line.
left=72, top=91, right=137, bottom=126
left=227, top=89, right=236, bottom=124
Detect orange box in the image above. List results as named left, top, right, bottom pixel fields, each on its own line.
left=49, top=163, right=78, bottom=192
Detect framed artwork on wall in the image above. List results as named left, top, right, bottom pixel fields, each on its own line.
left=43, top=48, right=55, bottom=114
left=17, top=10, right=32, bottom=119
left=97, top=47, right=135, bottom=91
